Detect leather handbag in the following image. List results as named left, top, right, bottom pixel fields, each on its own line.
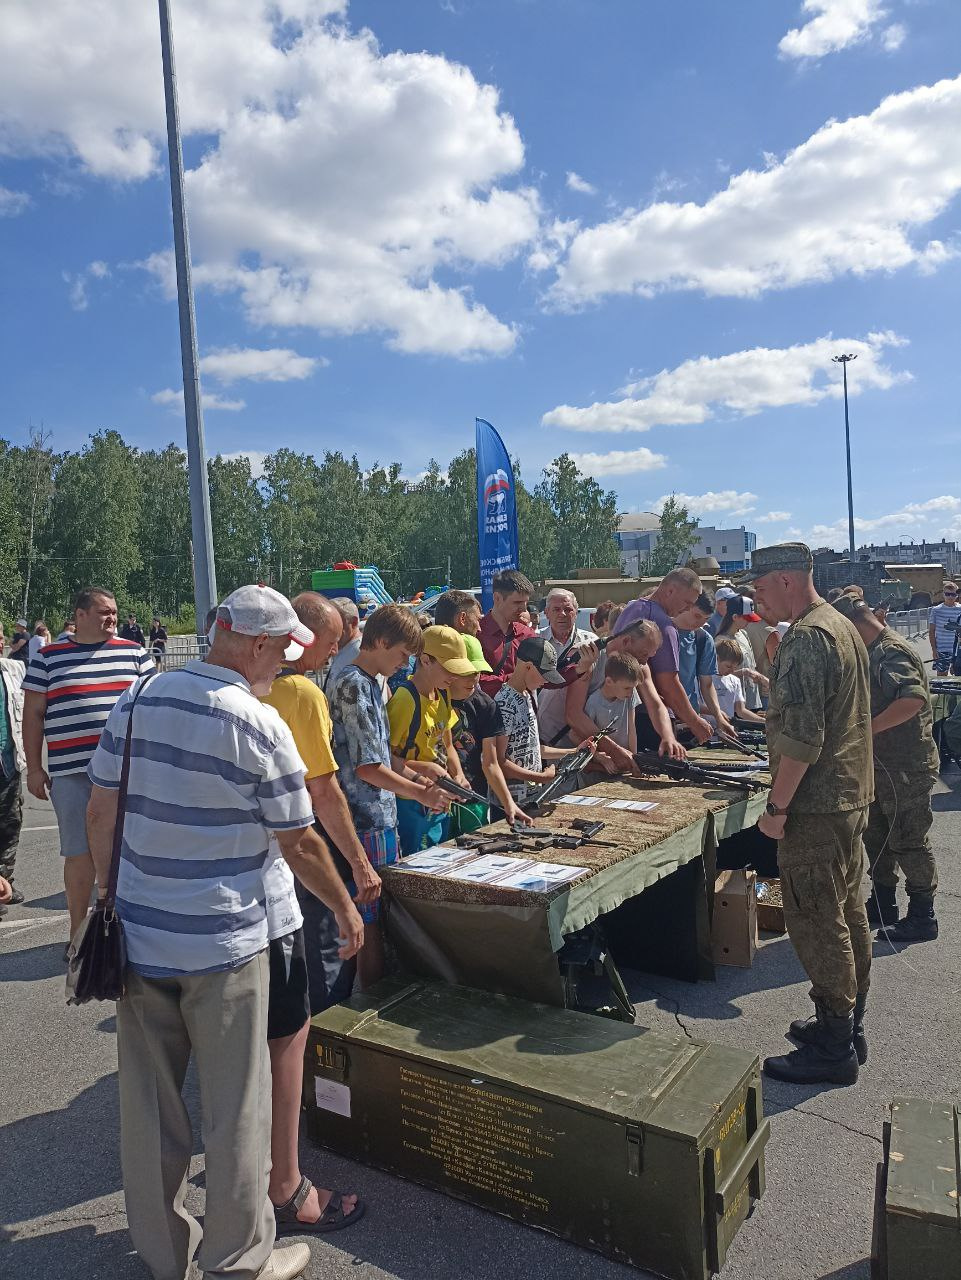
left=66, top=676, right=153, bottom=1006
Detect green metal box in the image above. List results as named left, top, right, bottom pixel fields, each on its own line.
left=873, top=1098, right=961, bottom=1280
left=304, top=980, right=769, bottom=1279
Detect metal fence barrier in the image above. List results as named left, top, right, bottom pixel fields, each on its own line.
left=886, top=609, right=929, bottom=640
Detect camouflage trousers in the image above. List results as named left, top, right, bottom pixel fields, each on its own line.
left=864, top=779, right=937, bottom=898
left=0, top=768, right=23, bottom=883
left=778, top=807, right=872, bottom=1018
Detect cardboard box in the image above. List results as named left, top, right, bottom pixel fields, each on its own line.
left=305, top=979, right=770, bottom=1280
left=756, top=878, right=786, bottom=934
left=712, top=870, right=757, bottom=968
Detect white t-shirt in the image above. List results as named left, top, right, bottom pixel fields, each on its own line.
left=28, top=634, right=47, bottom=664
left=535, top=624, right=594, bottom=745
left=262, top=846, right=304, bottom=942
left=493, top=684, right=541, bottom=803
left=712, top=673, right=744, bottom=719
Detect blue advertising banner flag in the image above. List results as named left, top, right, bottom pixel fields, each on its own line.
left=475, top=418, right=519, bottom=611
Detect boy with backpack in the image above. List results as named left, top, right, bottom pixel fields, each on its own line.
left=386, top=625, right=477, bottom=854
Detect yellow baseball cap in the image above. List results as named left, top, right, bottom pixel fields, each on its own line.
left=420, top=625, right=476, bottom=675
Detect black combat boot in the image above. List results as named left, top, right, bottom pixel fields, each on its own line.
left=789, top=992, right=867, bottom=1065
left=865, top=882, right=898, bottom=927
left=885, top=893, right=938, bottom=943
left=764, top=1005, right=859, bottom=1085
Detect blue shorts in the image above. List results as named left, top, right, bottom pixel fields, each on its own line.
left=933, top=651, right=958, bottom=675
left=396, top=798, right=449, bottom=860
left=352, top=827, right=399, bottom=924
left=49, top=772, right=93, bottom=858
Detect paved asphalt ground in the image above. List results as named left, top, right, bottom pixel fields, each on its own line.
left=2, top=656, right=959, bottom=1280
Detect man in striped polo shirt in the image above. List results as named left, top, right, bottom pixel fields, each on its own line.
left=22, top=585, right=153, bottom=941
left=86, top=584, right=364, bottom=1280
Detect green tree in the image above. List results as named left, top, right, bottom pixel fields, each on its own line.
left=37, top=430, right=143, bottom=622
left=208, top=454, right=267, bottom=593
left=262, top=449, right=323, bottom=596
left=648, top=496, right=699, bottom=575
left=132, top=445, right=193, bottom=617
left=533, top=453, right=620, bottom=578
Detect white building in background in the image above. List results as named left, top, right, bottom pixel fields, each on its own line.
left=690, top=527, right=756, bottom=575
left=616, top=512, right=661, bottom=576
left=615, top=514, right=756, bottom=576
left=858, top=540, right=961, bottom=576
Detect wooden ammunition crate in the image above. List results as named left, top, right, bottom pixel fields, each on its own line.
left=872, top=1098, right=961, bottom=1279
left=304, top=979, right=769, bottom=1280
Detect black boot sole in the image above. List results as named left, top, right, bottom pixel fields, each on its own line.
left=763, top=1053, right=859, bottom=1085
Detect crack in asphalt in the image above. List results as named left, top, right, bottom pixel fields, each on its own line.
left=788, top=1105, right=883, bottom=1146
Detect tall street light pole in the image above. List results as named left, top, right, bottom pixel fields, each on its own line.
left=158, top=0, right=218, bottom=633
left=832, top=353, right=858, bottom=565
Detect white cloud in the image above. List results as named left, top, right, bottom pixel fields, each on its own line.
left=567, top=447, right=667, bottom=478
left=542, top=330, right=910, bottom=433
left=152, top=388, right=246, bottom=412
left=549, top=76, right=961, bottom=307
left=62, top=259, right=110, bottom=311
left=0, top=186, right=30, bottom=216
left=799, top=495, right=961, bottom=546
left=219, top=450, right=268, bottom=479
left=757, top=510, right=792, bottom=523
left=778, top=0, right=888, bottom=61
left=0, top=2, right=539, bottom=358
left=199, top=346, right=324, bottom=384
left=653, top=490, right=758, bottom=520
left=881, top=22, right=906, bottom=52
left=566, top=171, right=596, bottom=196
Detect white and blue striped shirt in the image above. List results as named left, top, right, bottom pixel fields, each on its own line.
left=88, top=660, right=313, bottom=978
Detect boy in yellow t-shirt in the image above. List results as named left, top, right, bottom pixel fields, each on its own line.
left=387, top=625, right=476, bottom=854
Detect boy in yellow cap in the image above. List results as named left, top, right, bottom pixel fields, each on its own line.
left=387, top=625, right=476, bottom=854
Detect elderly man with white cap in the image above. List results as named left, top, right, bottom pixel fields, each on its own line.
left=86, top=585, right=364, bottom=1280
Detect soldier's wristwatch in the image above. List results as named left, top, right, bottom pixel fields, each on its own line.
left=765, top=801, right=789, bottom=817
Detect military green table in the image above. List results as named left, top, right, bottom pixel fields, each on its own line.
left=305, top=979, right=770, bottom=1280
left=383, top=771, right=769, bottom=1007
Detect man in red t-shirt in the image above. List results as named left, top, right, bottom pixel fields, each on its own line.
left=478, top=570, right=539, bottom=697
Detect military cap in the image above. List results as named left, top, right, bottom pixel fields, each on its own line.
left=831, top=591, right=870, bottom=622
left=741, top=541, right=813, bottom=582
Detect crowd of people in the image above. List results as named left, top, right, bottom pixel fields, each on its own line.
left=0, top=545, right=950, bottom=1280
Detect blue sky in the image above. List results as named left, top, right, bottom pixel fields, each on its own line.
left=1, top=0, right=960, bottom=551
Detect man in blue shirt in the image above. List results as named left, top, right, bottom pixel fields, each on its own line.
left=673, top=593, right=736, bottom=738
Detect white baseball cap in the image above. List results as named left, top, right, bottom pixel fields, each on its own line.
left=213, top=585, right=314, bottom=661
left=715, top=587, right=739, bottom=602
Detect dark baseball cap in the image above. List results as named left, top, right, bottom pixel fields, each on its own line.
left=741, top=542, right=813, bottom=583
left=516, top=635, right=566, bottom=685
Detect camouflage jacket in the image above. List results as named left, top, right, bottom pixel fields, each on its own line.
left=767, top=600, right=873, bottom=814
left=868, top=627, right=939, bottom=788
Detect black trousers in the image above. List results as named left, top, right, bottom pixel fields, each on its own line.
left=0, top=769, right=23, bottom=883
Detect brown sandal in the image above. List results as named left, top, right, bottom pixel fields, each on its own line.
left=272, top=1175, right=366, bottom=1235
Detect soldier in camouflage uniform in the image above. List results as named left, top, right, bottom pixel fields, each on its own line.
left=830, top=593, right=939, bottom=942
left=745, top=544, right=873, bottom=1086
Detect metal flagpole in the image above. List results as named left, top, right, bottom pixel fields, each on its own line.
left=158, top=0, right=218, bottom=631
left=833, top=353, right=858, bottom=565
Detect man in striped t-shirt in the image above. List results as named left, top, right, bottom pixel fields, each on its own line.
left=86, top=584, right=363, bottom=1280
left=22, top=586, right=153, bottom=939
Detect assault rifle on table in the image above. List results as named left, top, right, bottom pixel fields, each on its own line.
left=632, top=752, right=767, bottom=794
left=454, top=818, right=621, bottom=856
left=524, top=714, right=621, bottom=813
left=431, top=775, right=489, bottom=807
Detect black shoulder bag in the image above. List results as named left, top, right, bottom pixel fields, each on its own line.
left=66, top=675, right=154, bottom=1006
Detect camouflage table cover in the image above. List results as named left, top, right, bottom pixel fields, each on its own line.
left=383, top=770, right=769, bottom=1003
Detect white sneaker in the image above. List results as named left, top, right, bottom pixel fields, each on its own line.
left=256, top=1243, right=311, bottom=1280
